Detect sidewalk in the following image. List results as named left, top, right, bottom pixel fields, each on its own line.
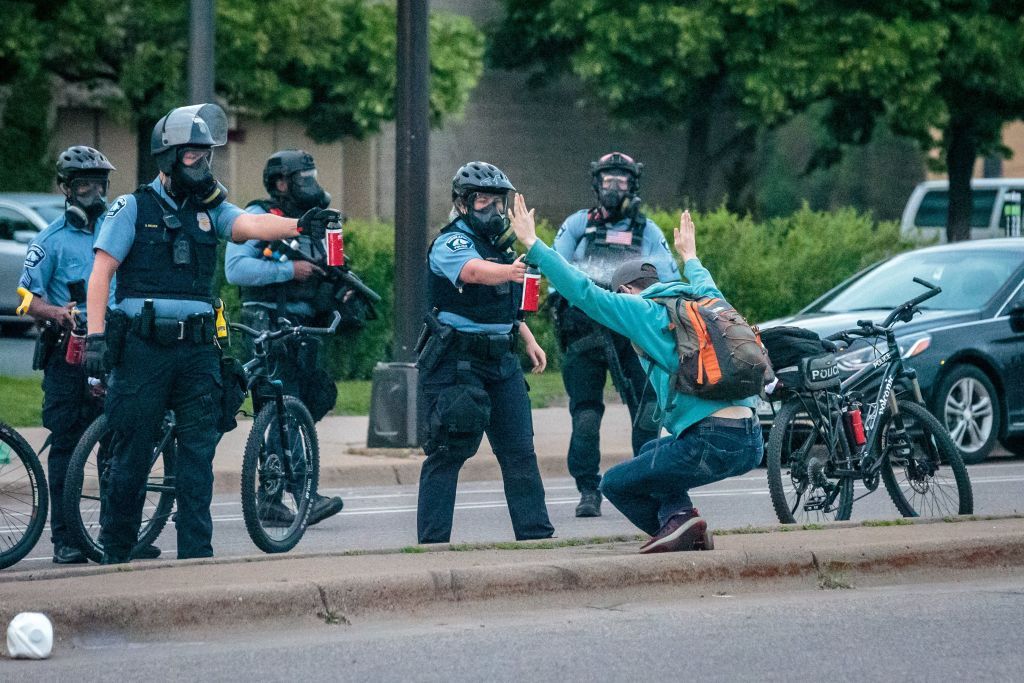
left=21, top=405, right=638, bottom=492
left=2, top=517, right=1022, bottom=639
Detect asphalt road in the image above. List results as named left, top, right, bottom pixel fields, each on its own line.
left=6, top=574, right=1024, bottom=680
left=13, top=459, right=1024, bottom=567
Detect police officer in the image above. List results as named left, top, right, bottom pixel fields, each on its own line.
left=552, top=152, right=679, bottom=518
left=16, top=146, right=150, bottom=563
left=224, top=149, right=343, bottom=527
left=84, top=104, right=340, bottom=563
left=416, top=162, right=554, bottom=544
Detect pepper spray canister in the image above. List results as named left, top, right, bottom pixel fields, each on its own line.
left=326, top=224, right=345, bottom=266
left=521, top=267, right=541, bottom=312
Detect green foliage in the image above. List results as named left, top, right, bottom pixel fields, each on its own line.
left=47, top=0, right=483, bottom=142
left=0, top=377, right=43, bottom=427
left=643, top=206, right=915, bottom=323
left=0, top=71, right=54, bottom=191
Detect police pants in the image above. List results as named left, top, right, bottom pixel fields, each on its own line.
left=562, top=330, right=658, bottom=492
left=416, top=352, right=554, bottom=544
left=41, top=353, right=100, bottom=548
left=100, top=333, right=223, bottom=560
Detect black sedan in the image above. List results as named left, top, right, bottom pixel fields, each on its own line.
left=760, top=238, right=1024, bottom=463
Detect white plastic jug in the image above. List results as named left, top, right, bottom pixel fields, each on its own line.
left=7, top=612, right=53, bottom=659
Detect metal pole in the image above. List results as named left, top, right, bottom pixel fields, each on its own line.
left=189, top=0, right=216, bottom=104
left=392, top=0, right=430, bottom=362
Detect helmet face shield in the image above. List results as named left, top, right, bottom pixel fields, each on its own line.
left=152, top=103, right=228, bottom=156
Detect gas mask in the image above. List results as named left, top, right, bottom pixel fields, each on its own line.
left=461, top=192, right=515, bottom=250
left=596, top=172, right=638, bottom=219
left=64, top=175, right=109, bottom=231
left=287, top=169, right=330, bottom=212
left=170, top=147, right=227, bottom=208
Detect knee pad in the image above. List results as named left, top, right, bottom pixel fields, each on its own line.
left=572, top=408, right=602, bottom=438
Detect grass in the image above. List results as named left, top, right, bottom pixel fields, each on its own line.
left=0, top=377, right=43, bottom=427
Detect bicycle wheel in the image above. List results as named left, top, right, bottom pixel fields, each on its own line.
left=0, top=423, right=47, bottom=570
left=878, top=400, right=973, bottom=518
left=766, top=398, right=853, bottom=524
left=63, top=414, right=176, bottom=563
left=241, top=396, right=319, bottom=554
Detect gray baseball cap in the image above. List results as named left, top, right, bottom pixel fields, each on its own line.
left=610, top=259, right=659, bottom=291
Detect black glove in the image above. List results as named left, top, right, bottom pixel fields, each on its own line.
left=298, top=208, right=342, bottom=241
left=84, top=333, right=108, bottom=376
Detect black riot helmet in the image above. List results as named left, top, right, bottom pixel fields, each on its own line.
left=590, top=152, right=643, bottom=219
left=451, top=161, right=517, bottom=249
left=56, top=146, right=115, bottom=230
left=262, top=149, right=331, bottom=215
left=150, top=103, right=229, bottom=207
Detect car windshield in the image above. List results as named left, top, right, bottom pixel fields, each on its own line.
left=816, top=249, right=1023, bottom=313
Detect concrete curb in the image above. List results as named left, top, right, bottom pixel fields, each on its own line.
left=3, top=517, right=1023, bottom=638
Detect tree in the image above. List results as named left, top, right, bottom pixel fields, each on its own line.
left=491, top=1, right=1024, bottom=240
left=43, top=0, right=483, bottom=182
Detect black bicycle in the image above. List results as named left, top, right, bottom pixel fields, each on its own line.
left=0, top=422, right=48, bottom=570
left=765, top=278, right=974, bottom=524
left=232, top=310, right=341, bottom=553
left=63, top=411, right=177, bottom=563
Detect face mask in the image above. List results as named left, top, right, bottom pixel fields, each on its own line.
left=64, top=177, right=109, bottom=230
left=289, top=171, right=329, bottom=212
left=599, top=188, right=628, bottom=214
left=171, top=155, right=214, bottom=194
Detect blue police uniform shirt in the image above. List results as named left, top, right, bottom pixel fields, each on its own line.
left=18, top=215, right=114, bottom=323
left=552, top=210, right=680, bottom=291
left=429, top=219, right=514, bottom=334
left=95, top=177, right=244, bottom=319
left=225, top=204, right=313, bottom=317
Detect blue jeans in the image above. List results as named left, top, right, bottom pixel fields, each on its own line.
left=600, top=416, right=763, bottom=536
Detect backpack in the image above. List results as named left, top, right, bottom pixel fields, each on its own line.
left=641, top=296, right=773, bottom=401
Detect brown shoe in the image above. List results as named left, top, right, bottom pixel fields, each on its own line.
left=639, top=509, right=708, bottom=554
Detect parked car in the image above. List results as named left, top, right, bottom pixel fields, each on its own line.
left=901, top=178, right=1024, bottom=243
left=0, top=193, right=65, bottom=335
left=760, top=238, right=1024, bottom=463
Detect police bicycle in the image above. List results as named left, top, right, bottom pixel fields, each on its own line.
left=62, top=311, right=342, bottom=559
left=765, top=278, right=974, bottom=524
left=231, top=309, right=341, bottom=553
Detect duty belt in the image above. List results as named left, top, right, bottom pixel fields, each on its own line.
left=131, top=313, right=216, bottom=345
left=451, top=330, right=516, bottom=361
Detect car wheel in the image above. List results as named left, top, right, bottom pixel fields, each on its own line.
left=935, top=365, right=1001, bottom=464
left=1001, top=436, right=1024, bottom=457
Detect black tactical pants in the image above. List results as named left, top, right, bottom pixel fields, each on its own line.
left=100, top=333, right=223, bottom=560
left=416, top=351, right=554, bottom=544
left=562, top=329, right=658, bottom=493
left=41, top=353, right=100, bottom=549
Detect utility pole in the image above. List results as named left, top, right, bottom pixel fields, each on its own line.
left=392, top=0, right=430, bottom=361
left=366, top=0, right=430, bottom=448
left=189, top=0, right=216, bottom=104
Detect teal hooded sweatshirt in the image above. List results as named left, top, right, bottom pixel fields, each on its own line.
left=527, top=240, right=759, bottom=438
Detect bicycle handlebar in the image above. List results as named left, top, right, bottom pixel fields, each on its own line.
left=230, top=310, right=343, bottom=345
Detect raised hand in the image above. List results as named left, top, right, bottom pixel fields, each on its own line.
left=508, top=193, right=538, bottom=248
left=674, top=210, right=697, bottom=262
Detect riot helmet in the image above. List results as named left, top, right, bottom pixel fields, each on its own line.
left=56, top=145, right=115, bottom=231
left=150, top=103, right=228, bottom=207
left=263, top=150, right=331, bottom=215
left=590, top=152, right=643, bottom=219
left=451, top=161, right=516, bottom=249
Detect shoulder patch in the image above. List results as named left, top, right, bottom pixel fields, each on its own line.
left=24, top=244, right=45, bottom=269
left=444, top=235, right=472, bottom=252
left=106, top=196, right=128, bottom=218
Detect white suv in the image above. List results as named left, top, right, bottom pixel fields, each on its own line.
left=900, top=178, right=1024, bottom=243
